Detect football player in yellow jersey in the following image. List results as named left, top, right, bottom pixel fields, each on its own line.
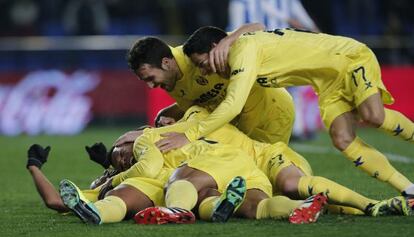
left=182, top=26, right=414, bottom=202
left=117, top=105, right=411, bottom=217
left=127, top=23, right=295, bottom=146
left=57, top=127, right=327, bottom=224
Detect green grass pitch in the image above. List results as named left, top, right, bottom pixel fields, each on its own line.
left=0, top=126, right=413, bottom=237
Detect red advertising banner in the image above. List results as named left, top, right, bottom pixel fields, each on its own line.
left=0, top=66, right=412, bottom=135
left=381, top=66, right=414, bottom=120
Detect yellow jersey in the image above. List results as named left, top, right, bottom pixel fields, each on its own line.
left=170, top=46, right=294, bottom=143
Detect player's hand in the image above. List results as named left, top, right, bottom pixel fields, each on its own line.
left=113, top=130, right=143, bottom=147
left=26, top=144, right=51, bottom=169
left=98, top=178, right=114, bottom=200
left=85, top=142, right=110, bottom=169
left=155, top=132, right=190, bottom=153
left=209, top=36, right=233, bottom=73
left=156, top=116, right=176, bottom=127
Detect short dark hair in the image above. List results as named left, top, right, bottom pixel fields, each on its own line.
left=183, top=26, right=227, bottom=56
left=127, top=37, right=173, bottom=72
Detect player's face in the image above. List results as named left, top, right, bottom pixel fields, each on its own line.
left=190, top=53, right=230, bottom=78
left=136, top=63, right=177, bottom=92
left=190, top=53, right=214, bottom=76
left=110, top=144, right=136, bottom=171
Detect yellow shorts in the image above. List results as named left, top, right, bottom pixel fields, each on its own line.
left=236, top=87, right=295, bottom=144
left=186, top=145, right=272, bottom=197
left=320, top=46, right=394, bottom=128
left=255, top=142, right=313, bottom=194
left=121, top=177, right=167, bottom=206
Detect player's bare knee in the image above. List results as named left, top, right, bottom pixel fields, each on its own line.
left=360, top=110, right=385, bottom=127
left=330, top=130, right=354, bottom=151
left=237, top=200, right=257, bottom=219
left=280, top=179, right=300, bottom=198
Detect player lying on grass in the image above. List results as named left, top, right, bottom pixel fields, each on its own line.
left=26, top=133, right=326, bottom=224
left=60, top=135, right=328, bottom=224
left=115, top=105, right=412, bottom=216
left=182, top=26, right=414, bottom=202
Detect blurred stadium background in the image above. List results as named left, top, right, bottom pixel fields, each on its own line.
left=0, top=0, right=413, bottom=136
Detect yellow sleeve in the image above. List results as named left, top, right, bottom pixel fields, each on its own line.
left=184, top=39, right=259, bottom=141
left=111, top=129, right=164, bottom=186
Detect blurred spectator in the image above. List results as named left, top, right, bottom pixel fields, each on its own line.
left=105, top=0, right=164, bottom=35
left=172, top=0, right=228, bottom=35
left=0, top=0, right=40, bottom=36
left=62, top=0, right=109, bottom=35
left=228, top=0, right=318, bottom=32
left=383, top=0, right=414, bottom=64
left=331, top=0, right=383, bottom=36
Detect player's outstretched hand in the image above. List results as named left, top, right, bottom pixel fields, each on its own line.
left=155, top=132, right=190, bottom=153
left=85, top=142, right=110, bottom=169
left=26, top=144, right=51, bottom=169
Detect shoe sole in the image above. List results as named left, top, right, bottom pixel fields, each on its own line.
left=59, top=179, right=101, bottom=224
left=289, top=194, right=327, bottom=224
left=391, top=196, right=412, bottom=216
left=211, top=176, right=246, bottom=222
left=135, top=207, right=195, bottom=224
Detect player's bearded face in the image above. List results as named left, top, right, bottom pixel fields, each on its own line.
left=136, top=64, right=176, bottom=92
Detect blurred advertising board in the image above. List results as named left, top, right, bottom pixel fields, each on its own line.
left=0, top=70, right=146, bottom=135
left=0, top=66, right=412, bottom=135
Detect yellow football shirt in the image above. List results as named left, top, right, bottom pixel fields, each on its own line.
left=170, top=45, right=294, bottom=143
left=183, top=29, right=368, bottom=139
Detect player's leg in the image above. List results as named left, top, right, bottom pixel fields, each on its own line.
left=60, top=179, right=157, bottom=224
left=165, top=165, right=217, bottom=211
left=329, top=111, right=414, bottom=196
left=352, top=49, right=414, bottom=144
left=266, top=143, right=409, bottom=215
left=134, top=166, right=215, bottom=224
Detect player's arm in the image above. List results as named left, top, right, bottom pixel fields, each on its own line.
left=26, top=144, right=69, bottom=212
left=210, top=22, right=265, bottom=73
left=111, top=130, right=165, bottom=187
left=185, top=41, right=259, bottom=142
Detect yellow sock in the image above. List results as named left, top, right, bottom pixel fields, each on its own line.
left=165, top=180, right=197, bottom=210
left=82, top=189, right=100, bottom=202
left=326, top=204, right=364, bottom=215
left=256, top=196, right=302, bottom=219
left=94, top=196, right=127, bottom=223
left=298, top=176, right=376, bottom=211
left=198, top=196, right=218, bottom=221
left=380, top=108, right=414, bottom=143
left=343, top=137, right=412, bottom=192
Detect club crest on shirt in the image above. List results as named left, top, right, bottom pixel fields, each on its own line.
left=196, top=76, right=209, bottom=85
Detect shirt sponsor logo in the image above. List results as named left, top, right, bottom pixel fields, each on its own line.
left=195, top=76, right=209, bottom=85
left=231, top=68, right=244, bottom=76
left=256, top=77, right=278, bottom=87
left=194, top=83, right=225, bottom=104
